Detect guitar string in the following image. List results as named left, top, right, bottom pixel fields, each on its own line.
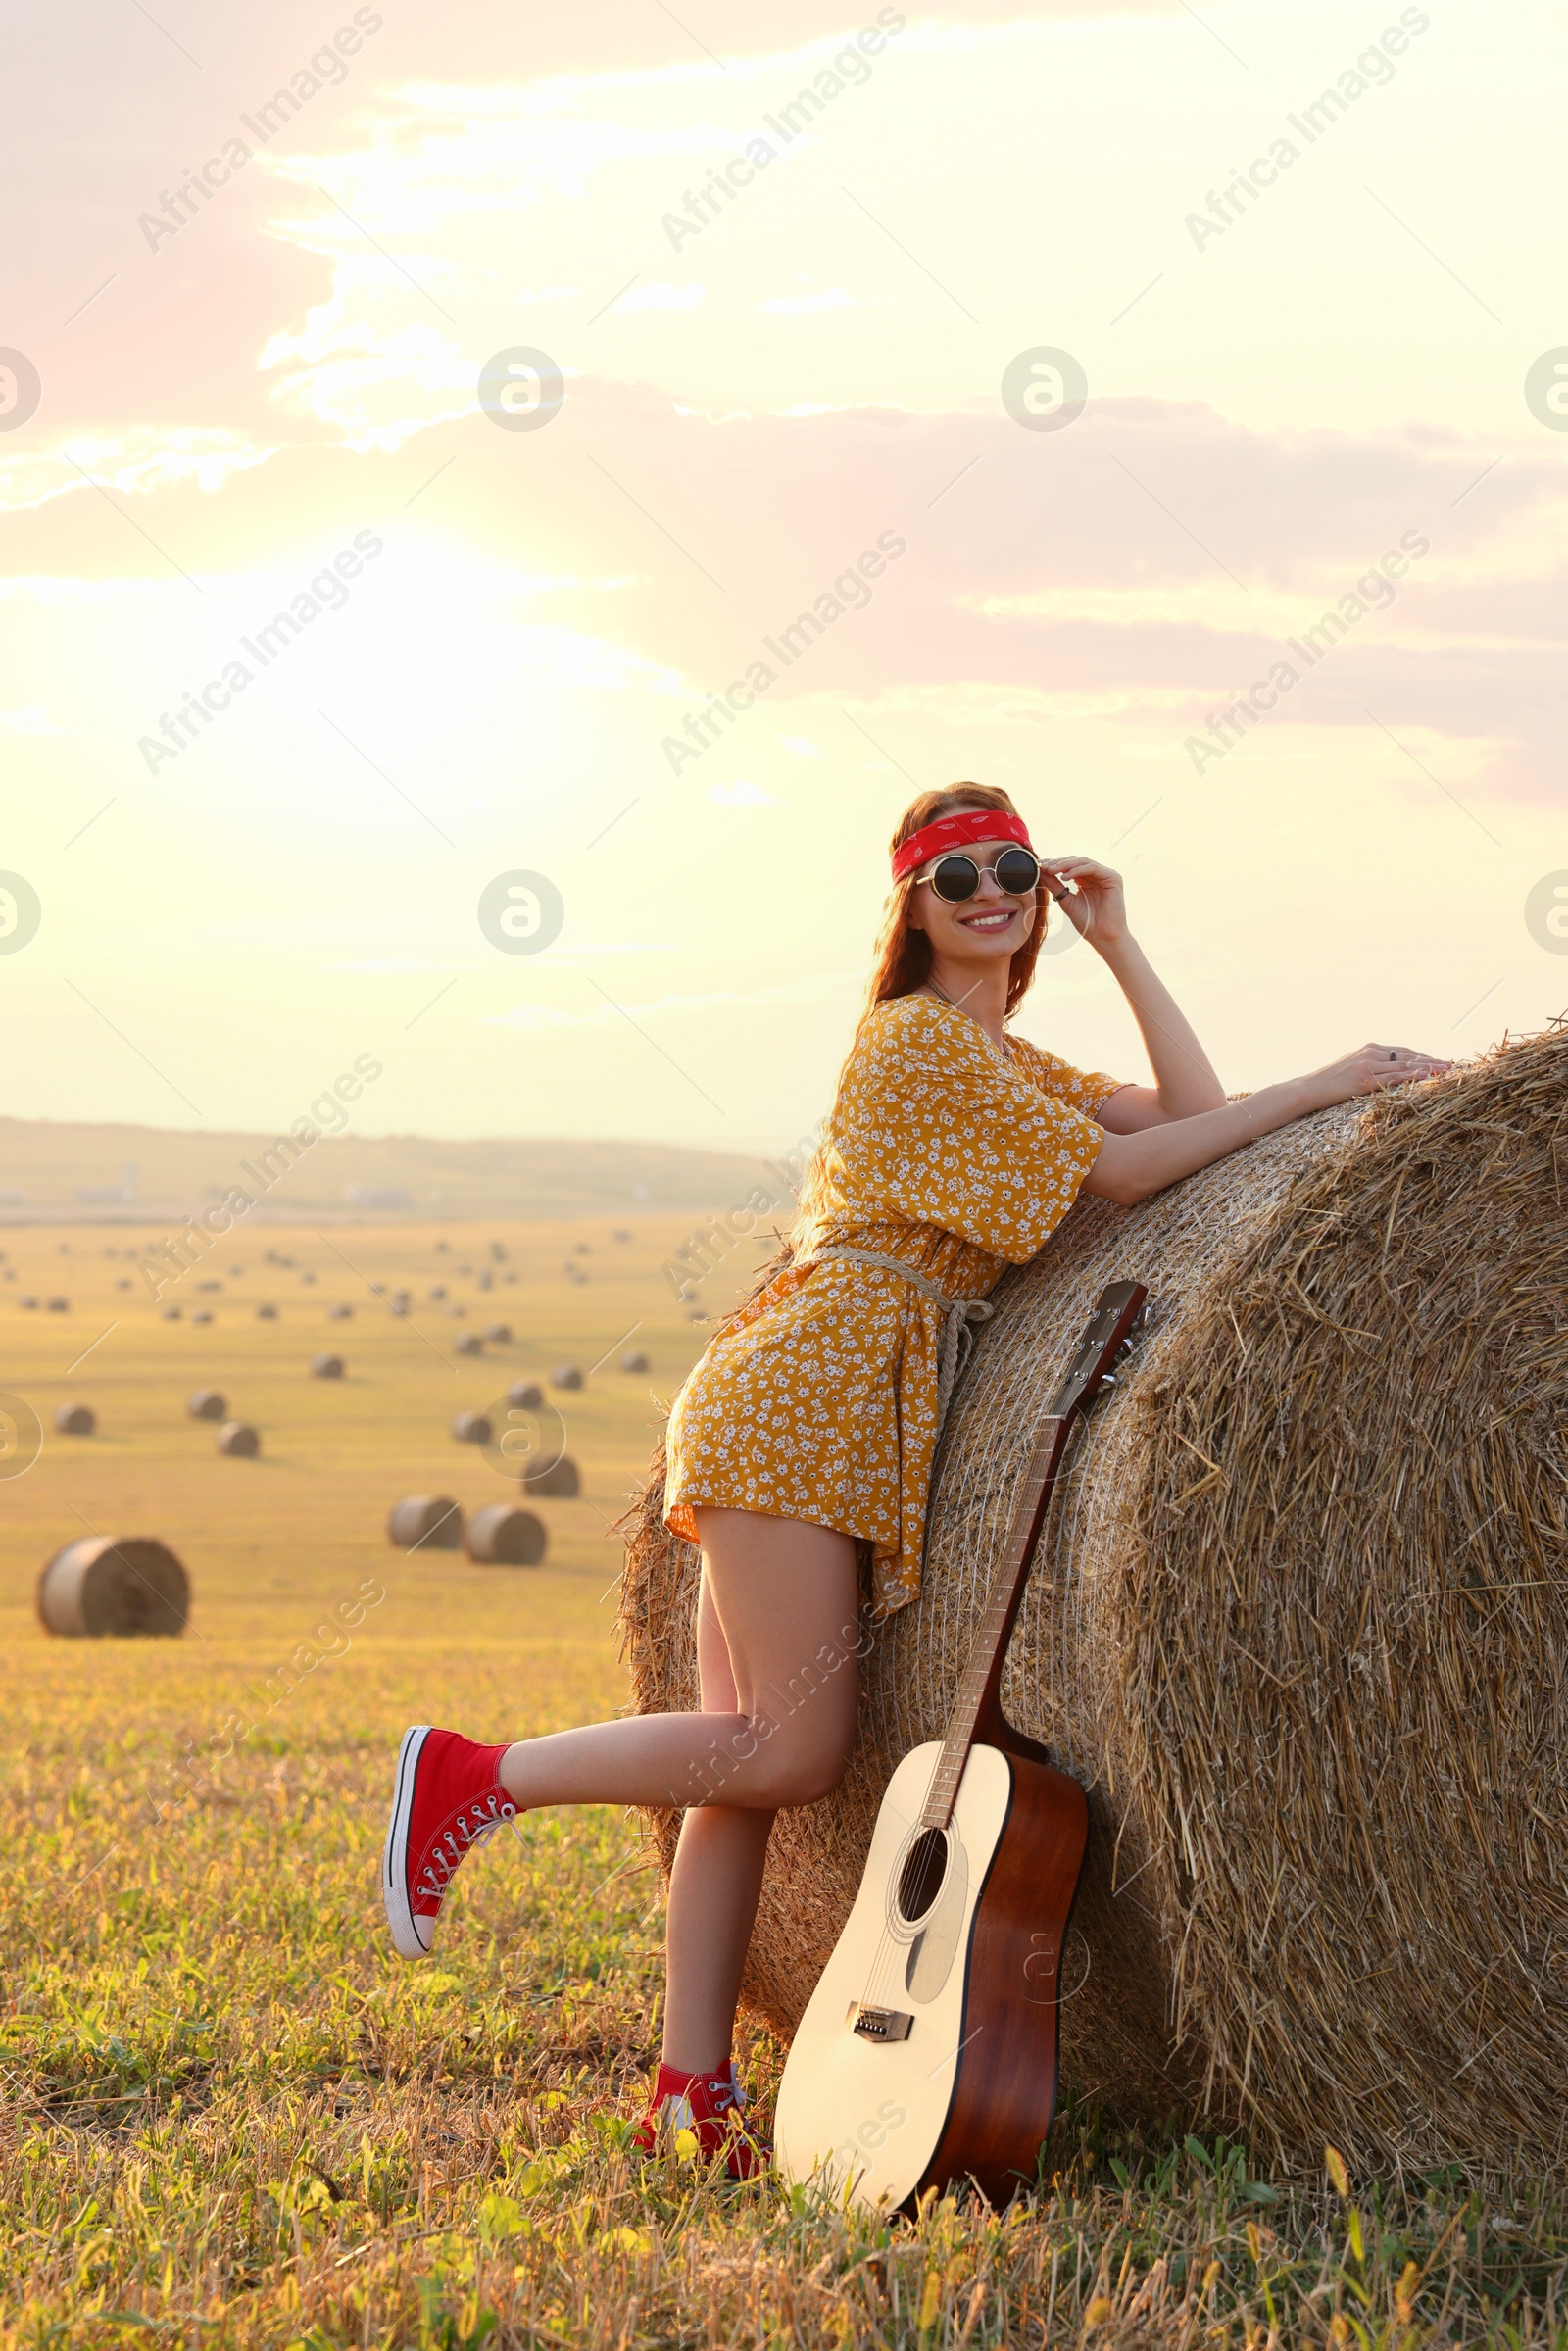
left=845, top=1303, right=1140, bottom=2028
left=849, top=1422, right=1061, bottom=2021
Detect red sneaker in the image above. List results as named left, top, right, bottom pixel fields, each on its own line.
left=382, top=1725, right=515, bottom=1958
left=629, top=2060, right=769, bottom=2180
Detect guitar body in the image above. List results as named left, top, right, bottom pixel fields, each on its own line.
left=774, top=1737, right=1089, bottom=2209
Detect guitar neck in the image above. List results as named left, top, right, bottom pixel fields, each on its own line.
left=919, top=1411, right=1076, bottom=1829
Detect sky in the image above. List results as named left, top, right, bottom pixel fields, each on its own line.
left=2, top=0, right=1564, bottom=1158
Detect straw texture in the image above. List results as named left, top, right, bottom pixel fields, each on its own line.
left=620, top=1026, right=1568, bottom=2174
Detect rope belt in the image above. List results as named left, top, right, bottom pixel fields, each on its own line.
left=807, top=1245, right=994, bottom=1435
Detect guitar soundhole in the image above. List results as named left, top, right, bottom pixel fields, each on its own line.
left=896, top=1828, right=949, bottom=1924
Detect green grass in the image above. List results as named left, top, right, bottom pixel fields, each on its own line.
left=3, top=1223, right=1567, bottom=2346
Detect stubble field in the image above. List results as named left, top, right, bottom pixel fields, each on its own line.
left=2, top=1219, right=1565, bottom=2348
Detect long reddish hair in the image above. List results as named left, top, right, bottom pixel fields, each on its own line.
left=792, top=785, right=1050, bottom=1239
left=858, top=784, right=1049, bottom=1035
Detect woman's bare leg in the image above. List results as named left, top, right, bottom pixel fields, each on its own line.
left=659, top=1568, right=773, bottom=2072
left=496, top=1511, right=862, bottom=1813
left=495, top=1508, right=862, bottom=2073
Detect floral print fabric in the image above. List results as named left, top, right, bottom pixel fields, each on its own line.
left=663, top=992, right=1121, bottom=1617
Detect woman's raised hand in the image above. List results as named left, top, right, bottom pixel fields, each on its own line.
left=1307, top=1042, right=1453, bottom=1105
left=1038, top=856, right=1127, bottom=951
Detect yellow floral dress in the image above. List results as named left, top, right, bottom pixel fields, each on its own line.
left=663, top=992, right=1122, bottom=1618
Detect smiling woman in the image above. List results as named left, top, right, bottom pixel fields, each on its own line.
left=378, top=780, right=1450, bottom=2183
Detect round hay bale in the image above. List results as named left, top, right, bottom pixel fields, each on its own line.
left=485, top=1322, right=512, bottom=1344
left=256, top=1302, right=277, bottom=1319
left=466, top=1502, right=548, bottom=1566
left=552, top=1363, right=583, bottom=1392
left=619, top=1349, right=650, bottom=1374
left=388, top=1494, right=464, bottom=1550
left=508, top=1380, right=543, bottom=1410
left=391, top=1288, right=412, bottom=1313
left=186, top=1388, right=226, bottom=1420
left=191, top=1308, right=214, bottom=1325
left=161, top=1304, right=180, bottom=1320
left=37, top=1536, right=188, bottom=1637
left=455, top=1333, right=483, bottom=1357
left=327, top=1302, right=353, bottom=1321
left=311, top=1352, right=345, bottom=1380
left=217, top=1420, right=260, bottom=1457
left=47, top=1297, right=69, bottom=1312
left=452, top=1409, right=492, bottom=1444
left=620, top=1028, right=1568, bottom=2179
left=522, top=1455, right=579, bottom=1499
left=54, top=1401, right=95, bottom=1436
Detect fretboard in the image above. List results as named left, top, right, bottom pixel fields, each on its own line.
left=919, top=1413, right=1072, bottom=1829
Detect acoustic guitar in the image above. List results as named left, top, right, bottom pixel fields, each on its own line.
left=773, top=1278, right=1150, bottom=2209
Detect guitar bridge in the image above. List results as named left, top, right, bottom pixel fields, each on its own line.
left=849, top=2002, right=913, bottom=2042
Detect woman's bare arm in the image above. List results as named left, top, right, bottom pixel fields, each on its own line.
left=1083, top=1042, right=1451, bottom=1206
left=1039, top=859, right=1224, bottom=1127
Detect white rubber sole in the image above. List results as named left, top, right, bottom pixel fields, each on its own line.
left=382, top=1723, right=435, bottom=1959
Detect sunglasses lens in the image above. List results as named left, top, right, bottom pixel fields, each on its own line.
left=995, top=849, right=1040, bottom=896
left=931, top=856, right=980, bottom=903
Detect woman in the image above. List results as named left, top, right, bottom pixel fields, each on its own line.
left=382, top=784, right=1448, bottom=2174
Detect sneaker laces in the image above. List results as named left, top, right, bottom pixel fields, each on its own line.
left=414, top=1788, right=516, bottom=1904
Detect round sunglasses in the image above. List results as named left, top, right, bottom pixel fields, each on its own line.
left=916, top=846, right=1042, bottom=904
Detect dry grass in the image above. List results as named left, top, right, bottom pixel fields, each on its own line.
left=6, top=1206, right=1568, bottom=2343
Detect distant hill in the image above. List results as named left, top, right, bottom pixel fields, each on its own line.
left=0, top=1117, right=790, bottom=1223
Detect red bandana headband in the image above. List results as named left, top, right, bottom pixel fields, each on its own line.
left=891, top=808, right=1032, bottom=883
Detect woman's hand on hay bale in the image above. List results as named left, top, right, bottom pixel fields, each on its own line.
left=1306, top=1041, right=1453, bottom=1103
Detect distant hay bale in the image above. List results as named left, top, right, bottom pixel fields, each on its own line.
left=620, top=1349, right=650, bottom=1374
left=485, top=1323, right=513, bottom=1344
left=186, top=1389, right=226, bottom=1421
left=508, top=1381, right=543, bottom=1410
left=311, top=1353, right=345, bottom=1379
left=620, top=1026, right=1568, bottom=2178
left=552, top=1364, right=583, bottom=1392
left=161, top=1305, right=180, bottom=1321
left=452, top=1409, right=492, bottom=1444
left=256, top=1303, right=277, bottom=1320
left=54, top=1402, right=95, bottom=1436
left=327, top=1302, right=353, bottom=1321
left=191, top=1309, right=213, bottom=1325
left=456, top=1333, right=484, bottom=1357
left=217, top=1420, right=260, bottom=1457
left=388, top=1494, right=464, bottom=1550
left=38, top=1536, right=188, bottom=1637
left=466, top=1502, right=548, bottom=1565
left=523, top=1456, right=580, bottom=1499
left=390, top=1288, right=412, bottom=1313
left=47, top=1297, right=68, bottom=1312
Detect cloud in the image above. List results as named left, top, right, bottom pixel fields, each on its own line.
left=709, top=779, right=776, bottom=804
left=616, top=282, right=708, bottom=312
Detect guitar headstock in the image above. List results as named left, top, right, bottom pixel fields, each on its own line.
left=1045, top=1279, right=1150, bottom=1423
